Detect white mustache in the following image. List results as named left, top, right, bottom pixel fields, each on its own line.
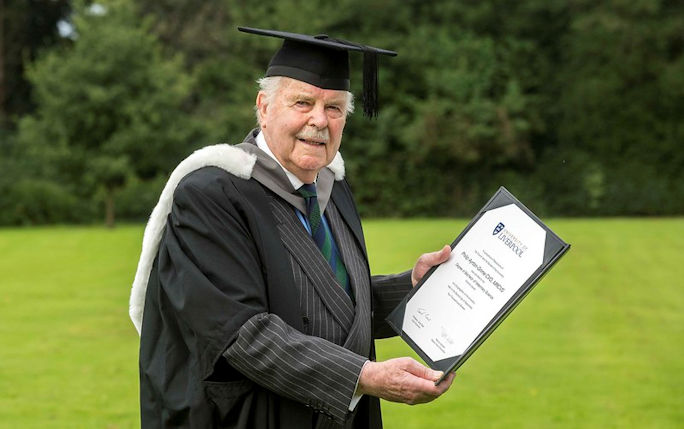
left=296, top=127, right=330, bottom=144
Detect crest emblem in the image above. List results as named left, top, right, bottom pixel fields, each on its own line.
left=493, top=222, right=505, bottom=235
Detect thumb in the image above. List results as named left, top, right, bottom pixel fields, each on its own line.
left=403, top=359, right=443, bottom=381
left=412, top=245, right=451, bottom=286
left=422, top=245, right=451, bottom=266
left=435, top=245, right=451, bottom=263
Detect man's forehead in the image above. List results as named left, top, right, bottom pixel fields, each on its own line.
left=282, top=78, right=347, bottom=101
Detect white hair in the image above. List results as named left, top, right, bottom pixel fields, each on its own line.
left=254, top=76, right=355, bottom=125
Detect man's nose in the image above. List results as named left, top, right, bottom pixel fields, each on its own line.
left=308, top=103, right=328, bottom=129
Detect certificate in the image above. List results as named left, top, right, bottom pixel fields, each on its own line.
left=386, top=187, right=570, bottom=381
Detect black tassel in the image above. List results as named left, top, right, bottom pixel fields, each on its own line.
left=362, top=51, right=379, bottom=118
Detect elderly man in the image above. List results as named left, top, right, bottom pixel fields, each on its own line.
left=130, top=27, right=454, bottom=428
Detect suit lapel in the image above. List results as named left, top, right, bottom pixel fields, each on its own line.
left=330, top=182, right=367, bottom=260
left=326, top=201, right=372, bottom=357
left=270, top=197, right=355, bottom=332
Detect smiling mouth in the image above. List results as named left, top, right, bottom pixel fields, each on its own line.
left=297, top=137, right=327, bottom=146
left=296, top=127, right=330, bottom=146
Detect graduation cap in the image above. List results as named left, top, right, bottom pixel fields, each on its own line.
left=238, top=26, right=397, bottom=118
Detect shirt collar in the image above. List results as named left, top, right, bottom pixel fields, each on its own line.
left=244, top=129, right=334, bottom=215
left=256, top=131, right=307, bottom=189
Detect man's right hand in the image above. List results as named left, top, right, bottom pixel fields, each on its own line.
left=357, top=357, right=455, bottom=405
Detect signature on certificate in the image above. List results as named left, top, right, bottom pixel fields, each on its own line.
left=440, top=326, right=455, bottom=345
left=417, top=307, right=432, bottom=322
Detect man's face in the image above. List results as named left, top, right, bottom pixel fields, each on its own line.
left=258, top=78, right=348, bottom=183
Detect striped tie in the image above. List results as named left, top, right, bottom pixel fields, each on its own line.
left=297, top=184, right=351, bottom=298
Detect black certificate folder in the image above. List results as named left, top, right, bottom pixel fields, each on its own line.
left=386, top=187, right=570, bottom=382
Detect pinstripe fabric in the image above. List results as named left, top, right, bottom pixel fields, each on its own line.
left=224, top=313, right=367, bottom=424
left=370, top=271, right=414, bottom=339
left=223, top=195, right=375, bottom=427
left=272, top=197, right=356, bottom=335
left=326, top=202, right=371, bottom=358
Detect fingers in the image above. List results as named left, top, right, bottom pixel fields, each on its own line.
left=359, top=358, right=455, bottom=405
left=434, top=371, right=456, bottom=392
left=441, top=371, right=456, bottom=388
left=400, top=359, right=450, bottom=403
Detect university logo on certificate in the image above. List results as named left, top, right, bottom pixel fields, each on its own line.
left=387, top=187, right=570, bottom=382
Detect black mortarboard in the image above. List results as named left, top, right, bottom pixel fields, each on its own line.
left=238, top=26, right=397, bottom=118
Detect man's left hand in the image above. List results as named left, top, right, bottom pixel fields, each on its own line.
left=411, top=245, right=451, bottom=287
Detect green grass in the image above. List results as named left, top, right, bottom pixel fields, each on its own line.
left=1, top=219, right=683, bottom=428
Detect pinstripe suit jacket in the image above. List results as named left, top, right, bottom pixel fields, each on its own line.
left=138, top=133, right=412, bottom=428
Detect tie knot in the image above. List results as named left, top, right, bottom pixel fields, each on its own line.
left=297, top=183, right=317, bottom=199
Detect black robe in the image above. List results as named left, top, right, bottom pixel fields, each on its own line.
left=138, top=134, right=410, bottom=428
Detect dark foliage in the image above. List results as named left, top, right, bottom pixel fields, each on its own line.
left=1, top=0, right=682, bottom=225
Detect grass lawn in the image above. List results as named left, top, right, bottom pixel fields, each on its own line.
left=0, top=218, right=682, bottom=428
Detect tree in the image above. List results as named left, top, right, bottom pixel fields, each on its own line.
left=324, top=0, right=543, bottom=216
left=0, top=0, right=70, bottom=127
left=550, top=0, right=684, bottom=215
left=6, top=0, right=682, bottom=224
left=16, top=0, right=197, bottom=226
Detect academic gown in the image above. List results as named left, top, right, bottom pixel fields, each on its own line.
left=136, top=130, right=412, bottom=428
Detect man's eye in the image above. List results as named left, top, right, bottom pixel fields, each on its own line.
left=326, top=105, right=344, bottom=118
left=295, top=100, right=311, bottom=107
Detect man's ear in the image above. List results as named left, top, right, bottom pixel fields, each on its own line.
left=256, top=91, right=268, bottom=127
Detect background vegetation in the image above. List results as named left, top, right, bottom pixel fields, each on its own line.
left=0, top=0, right=682, bottom=226
left=1, top=219, right=682, bottom=427
left=1, top=3, right=681, bottom=427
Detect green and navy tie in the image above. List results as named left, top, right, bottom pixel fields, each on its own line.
left=297, top=184, right=352, bottom=298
